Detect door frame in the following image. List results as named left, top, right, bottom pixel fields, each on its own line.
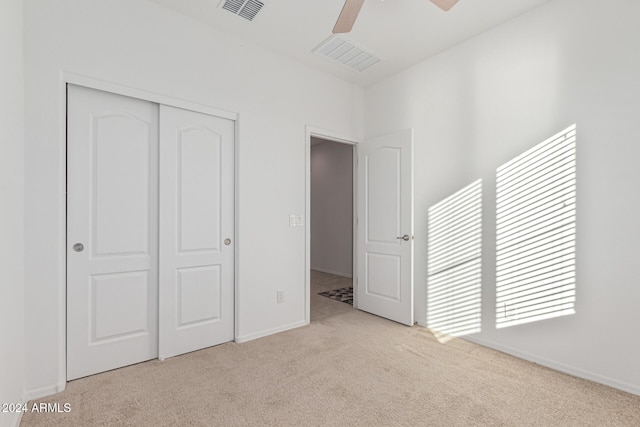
left=60, top=72, right=239, bottom=387
left=305, top=125, right=360, bottom=324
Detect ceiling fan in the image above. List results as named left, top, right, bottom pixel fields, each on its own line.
left=333, top=0, right=460, bottom=33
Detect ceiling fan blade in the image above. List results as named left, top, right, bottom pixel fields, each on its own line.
left=429, top=0, right=460, bottom=12
left=333, top=0, right=365, bottom=34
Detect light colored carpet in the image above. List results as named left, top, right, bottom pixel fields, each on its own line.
left=21, top=271, right=640, bottom=426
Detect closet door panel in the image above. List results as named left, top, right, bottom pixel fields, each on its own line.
left=159, top=105, right=235, bottom=359
left=67, top=85, right=159, bottom=380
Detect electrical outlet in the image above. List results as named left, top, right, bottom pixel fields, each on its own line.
left=296, top=215, right=304, bottom=226
left=277, top=290, right=285, bottom=304
left=289, top=215, right=296, bottom=227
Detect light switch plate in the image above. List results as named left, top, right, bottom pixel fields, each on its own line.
left=296, top=215, right=304, bottom=226
left=289, top=215, right=296, bottom=227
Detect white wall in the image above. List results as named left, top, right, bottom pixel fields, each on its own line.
left=365, top=0, right=640, bottom=395
left=0, top=0, right=25, bottom=426
left=23, top=0, right=364, bottom=398
left=310, top=140, right=353, bottom=278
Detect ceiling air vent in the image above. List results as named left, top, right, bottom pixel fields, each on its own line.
left=312, top=36, right=382, bottom=73
left=220, top=0, right=264, bottom=21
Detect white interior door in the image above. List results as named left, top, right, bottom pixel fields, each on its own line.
left=357, top=129, right=414, bottom=326
left=67, top=85, right=159, bottom=380
left=158, top=105, right=235, bottom=359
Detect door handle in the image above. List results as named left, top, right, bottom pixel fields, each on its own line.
left=72, top=243, right=85, bottom=252
left=396, top=234, right=410, bottom=241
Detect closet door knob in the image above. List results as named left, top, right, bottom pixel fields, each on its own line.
left=73, top=243, right=85, bottom=252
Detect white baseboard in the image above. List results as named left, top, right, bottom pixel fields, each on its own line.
left=3, top=410, right=23, bottom=427
left=463, top=336, right=640, bottom=397
left=235, top=320, right=308, bottom=343
left=23, top=381, right=66, bottom=402
left=310, top=266, right=352, bottom=279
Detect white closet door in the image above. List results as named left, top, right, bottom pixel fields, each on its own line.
left=67, top=85, right=159, bottom=380
left=158, top=105, right=235, bottom=359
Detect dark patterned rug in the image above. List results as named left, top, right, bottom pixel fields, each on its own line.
left=318, top=287, right=353, bottom=305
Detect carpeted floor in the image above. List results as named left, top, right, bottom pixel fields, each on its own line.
left=20, top=270, right=640, bottom=426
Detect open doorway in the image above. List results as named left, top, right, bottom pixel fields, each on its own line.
left=306, top=131, right=358, bottom=324
left=306, top=128, right=414, bottom=326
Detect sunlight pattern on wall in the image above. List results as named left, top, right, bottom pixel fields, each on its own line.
left=496, top=124, right=577, bottom=328
left=427, top=180, right=482, bottom=337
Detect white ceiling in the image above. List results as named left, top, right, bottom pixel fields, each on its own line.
left=148, top=0, right=553, bottom=87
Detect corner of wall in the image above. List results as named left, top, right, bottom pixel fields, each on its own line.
left=0, top=0, right=25, bottom=425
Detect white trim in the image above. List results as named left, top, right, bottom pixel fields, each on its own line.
left=234, top=117, right=241, bottom=342
left=58, top=71, right=240, bottom=391
left=305, top=125, right=360, bottom=323
left=307, top=126, right=359, bottom=146
left=56, top=73, right=68, bottom=392
left=23, top=382, right=66, bottom=402
left=235, top=320, right=308, bottom=343
left=8, top=411, right=23, bottom=427
left=62, top=71, right=237, bottom=121
left=352, top=143, right=358, bottom=309
left=310, top=266, right=353, bottom=279
left=2, top=412, right=24, bottom=427
left=2, top=390, right=26, bottom=427
left=463, top=336, right=640, bottom=397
